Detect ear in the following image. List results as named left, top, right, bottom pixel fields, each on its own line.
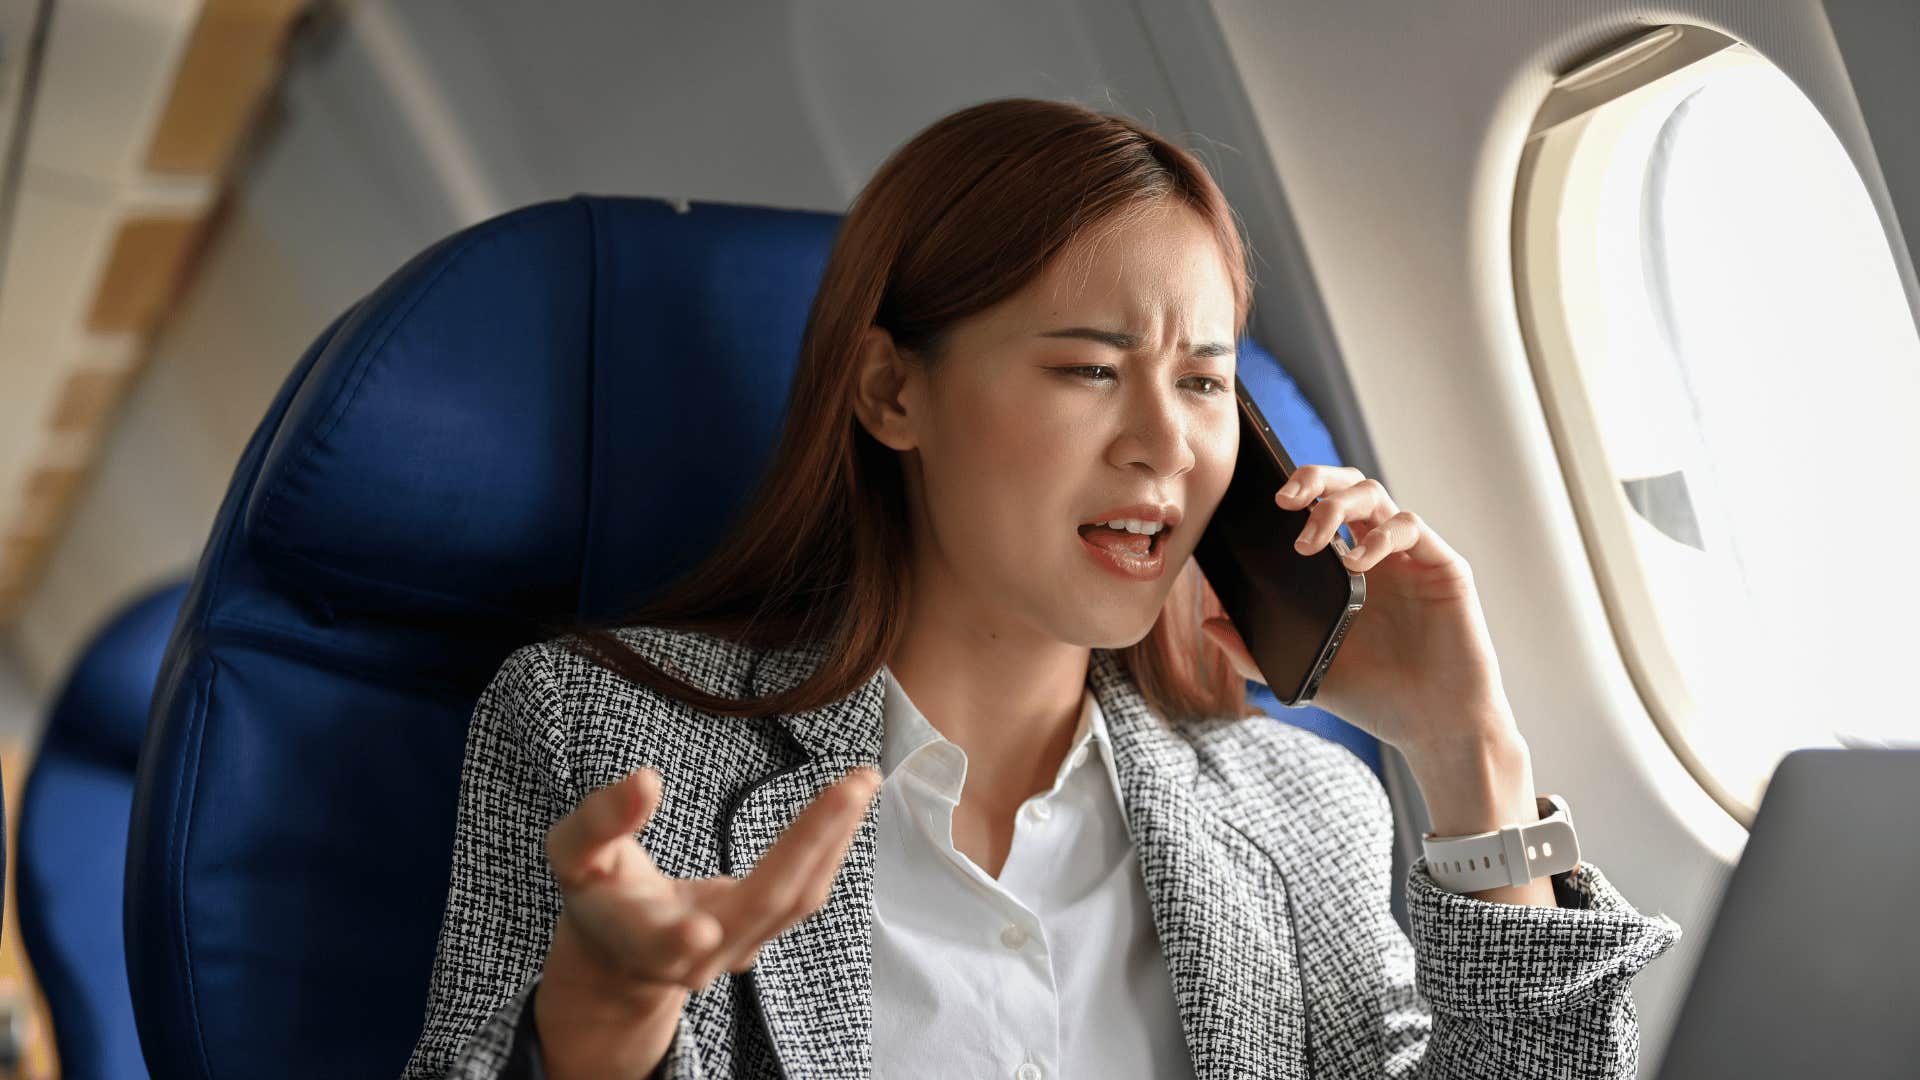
left=851, top=325, right=922, bottom=452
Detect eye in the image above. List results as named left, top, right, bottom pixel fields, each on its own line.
left=1063, top=365, right=1117, bottom=383
left=1059, top=366, right=1230, bottom=397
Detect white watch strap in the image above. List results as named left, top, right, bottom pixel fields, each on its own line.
left=1421, top=794, right=1580, bottom=892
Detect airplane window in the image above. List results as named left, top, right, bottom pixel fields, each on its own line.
left=1513, top=25, right=1920, bottom=824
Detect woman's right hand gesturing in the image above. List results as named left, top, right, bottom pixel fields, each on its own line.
left=532, top=763, right=884, bottom=1080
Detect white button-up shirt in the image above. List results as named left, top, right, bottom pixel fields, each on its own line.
left=870, top=664, right=1195, bottom=1080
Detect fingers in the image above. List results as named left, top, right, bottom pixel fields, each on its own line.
left=686, top=766, right=882, bottom=985
left=705, top=766, right=879, bottom=977
left=1340, top=510, right=1431, bottom=571
left=1275, top=467, right=1464, bottom=572
left=626, top=878, right=735, bottom=986
left=557, top=882, right=715, bottom=987
left=549, top=767, right=664, bottom=892
left=1275, top=464, right=1367, bottom=506
left=552, top=765, right=885, bottom=994
left=1279, top=470, right=1395, bottom=553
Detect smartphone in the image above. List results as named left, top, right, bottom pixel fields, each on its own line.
left=1191, top=380, right=1365, bottom=707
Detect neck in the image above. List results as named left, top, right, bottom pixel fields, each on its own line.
left=885, top=596, right=1091, bottom=812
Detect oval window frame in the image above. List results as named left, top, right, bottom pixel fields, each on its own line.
left=1508, top=24, right=1900, bottom=826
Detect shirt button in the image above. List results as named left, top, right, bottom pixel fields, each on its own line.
left=999, top=923, right=1028, bottom=950
left=1015, top=1064, right=1042, bottom=1080
left=1026, top=800, right=1053, bottom=822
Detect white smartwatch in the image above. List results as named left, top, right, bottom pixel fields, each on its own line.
left=1421, top=794, right=1581, bottom=893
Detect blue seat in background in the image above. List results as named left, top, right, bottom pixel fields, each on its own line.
left=123, top=195, right=1374, bottom=1077
left=17, top=579, right=185, bottom=1080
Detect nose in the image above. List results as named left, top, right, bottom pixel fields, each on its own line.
left=1109, top=381, right=1197, bottom=479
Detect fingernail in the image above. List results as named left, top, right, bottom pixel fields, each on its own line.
left=1348, top=543, right=1367, bottom=560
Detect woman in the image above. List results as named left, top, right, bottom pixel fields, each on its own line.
left=402, top=98, right=1681, bottom=1079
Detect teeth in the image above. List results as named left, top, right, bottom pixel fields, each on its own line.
left=1092, top=518, right=1165, bottom=535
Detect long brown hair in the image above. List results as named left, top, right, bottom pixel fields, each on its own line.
left=544, top=97, right=1258, bottom=725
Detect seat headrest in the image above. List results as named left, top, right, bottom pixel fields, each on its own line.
left=42, top=580, right=188, bottom=770
left=242, top=197, right=841, bottom=623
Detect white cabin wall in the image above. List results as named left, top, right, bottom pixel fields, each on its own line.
left=1203, top=1, right=1904, bottom=1072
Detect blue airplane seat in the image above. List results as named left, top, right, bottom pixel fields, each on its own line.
left=17, top=579, right=187, bottom=1080
left=123, top=194, right=1374, bottom=1078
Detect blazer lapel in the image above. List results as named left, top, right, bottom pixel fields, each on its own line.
left=723, top=639, right=886, bottom=1080
left=722, top=640, right=1306, bottom=1080
left=1088, top=649, right=1309, bottom=1080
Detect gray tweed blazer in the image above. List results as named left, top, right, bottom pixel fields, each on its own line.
left=401, top=625, right=1682, bottom=1079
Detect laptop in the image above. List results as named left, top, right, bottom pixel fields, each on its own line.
left=1653, top=747, right=1920, bottom=1079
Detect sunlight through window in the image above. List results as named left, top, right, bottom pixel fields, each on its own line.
left=1514, top=26, right=1920, bottom=822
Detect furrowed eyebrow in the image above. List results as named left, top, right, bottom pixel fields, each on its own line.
left=1038, top=326, right=1234, bottom=359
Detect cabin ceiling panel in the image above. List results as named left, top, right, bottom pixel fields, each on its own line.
left=0, top=0, right=306, bottom=624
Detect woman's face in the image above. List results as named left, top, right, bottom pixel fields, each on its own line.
left=859, top=201, right=1240, bottom=649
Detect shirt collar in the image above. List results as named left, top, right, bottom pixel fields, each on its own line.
left=878, top=663, right=1123, bottom=808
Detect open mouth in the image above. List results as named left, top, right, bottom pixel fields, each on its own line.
left=1077, top=522, right=1168, bottom=557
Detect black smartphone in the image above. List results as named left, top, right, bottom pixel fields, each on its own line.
left=1191, top=380, right=1365, bottom=707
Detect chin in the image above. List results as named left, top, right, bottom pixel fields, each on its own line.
left=1043, top=567, right=1172, bottom=648
left=1062, top=609, right=1161, bottom=651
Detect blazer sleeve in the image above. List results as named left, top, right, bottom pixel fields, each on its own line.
left=398, top=643, right=705, bottom=1079
left=1308, top=744, right=1685, bottom=1080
